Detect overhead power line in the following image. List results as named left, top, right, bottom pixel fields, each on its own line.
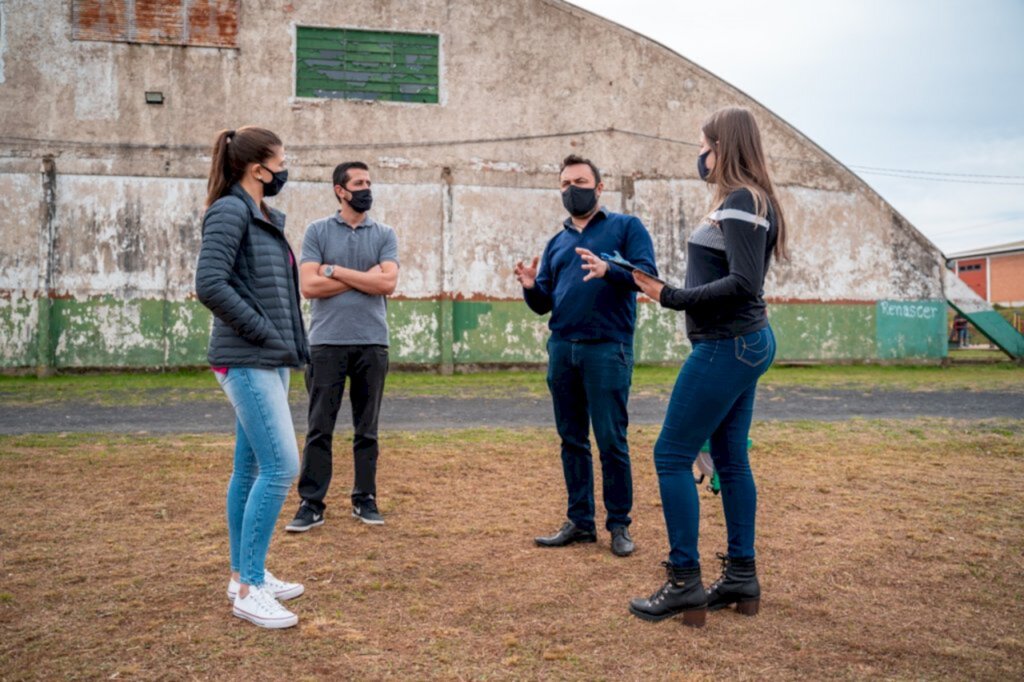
left=849, top=168, right=1024, bottom=186
left=2, top=128, right=1022, bottom=186
left=846, top=164, right=1024, bottom=181
left=925, top=216, right=1024, bottom=238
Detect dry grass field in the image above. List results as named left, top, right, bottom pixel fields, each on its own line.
left=1, top=420, right=1022, bottom=680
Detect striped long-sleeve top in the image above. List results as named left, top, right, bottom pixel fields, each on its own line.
left=660, top=188, right=778, bottom=341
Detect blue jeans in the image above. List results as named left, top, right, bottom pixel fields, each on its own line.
left=546, top=337, right=634, bottom=532
left=215, top=367, right=300, bottom=587
left=654, top=326, right=776, bottom=568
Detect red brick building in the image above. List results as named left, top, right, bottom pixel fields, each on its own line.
left=948, top=240, right=1024, bottom=306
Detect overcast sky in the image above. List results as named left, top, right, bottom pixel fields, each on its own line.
left=572, top=0, right=1024, bottom=255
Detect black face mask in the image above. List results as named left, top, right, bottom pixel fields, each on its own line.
left=697, top=150, right=713, bottom=182
left=345, top=188, right=373, bottom=213
left=260, top=167, right=288, bottom=197
left=562, top=185, right=598, bottom=217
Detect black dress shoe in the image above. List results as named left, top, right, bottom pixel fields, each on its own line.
left=610, top=526, right=635, bottom=557
left=534, top=521, right=597, bottom=547
left=628, top=562, right=708, bottom=627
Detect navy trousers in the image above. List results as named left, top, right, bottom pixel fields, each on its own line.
left=547, top=337, right=634, bottom=532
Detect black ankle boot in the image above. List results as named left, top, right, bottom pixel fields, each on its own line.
left=628, top=562, right=707, bottom=627
left=706, top=553, right=760, bottom=615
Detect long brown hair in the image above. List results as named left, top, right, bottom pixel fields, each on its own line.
left=702, top=107, right=787, bottom=259
left=205, top=126, right=283, bottom=208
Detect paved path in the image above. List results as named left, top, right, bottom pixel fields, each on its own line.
left=0, top=386, right=1021, bottom=434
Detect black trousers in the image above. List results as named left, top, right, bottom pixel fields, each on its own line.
left=298, top=344, right=389, bottom=512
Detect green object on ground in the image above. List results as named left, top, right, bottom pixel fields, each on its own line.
left=697, top=438, right=753, bottom=495
left=698, top=438, right=754, bottom=453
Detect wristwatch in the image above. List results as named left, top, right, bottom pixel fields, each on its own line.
left=323, top=265, right=335, bottom=278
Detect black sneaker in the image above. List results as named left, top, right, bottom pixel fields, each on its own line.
left=352, top=498, right=384, bottom=526
left=285, top=504, right=324, bottom=533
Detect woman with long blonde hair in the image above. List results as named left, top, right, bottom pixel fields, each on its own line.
left=629, top=107, right=786, bottom=627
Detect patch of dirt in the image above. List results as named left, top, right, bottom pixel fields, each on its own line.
left=1, top=422, right=1022, bottom=680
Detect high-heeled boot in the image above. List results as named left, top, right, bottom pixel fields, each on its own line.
left=628, top=562, right=707, bottom=627
left=706, top=553, right=760, bottom=615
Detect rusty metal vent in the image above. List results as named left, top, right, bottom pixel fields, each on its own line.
left=71, top=0, right=239, bottom=48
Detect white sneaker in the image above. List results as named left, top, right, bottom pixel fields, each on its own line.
left=227, top=570, right=304, bottom=602
left=232, top=585, right=298, bottom=629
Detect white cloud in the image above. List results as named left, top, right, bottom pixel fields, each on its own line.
left=571, top=0, right=1024, bottom=254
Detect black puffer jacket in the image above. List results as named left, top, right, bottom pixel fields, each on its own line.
left=195, top=184, right=310, bottom=368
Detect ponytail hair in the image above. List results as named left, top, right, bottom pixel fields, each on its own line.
left=205, top=126, right=283, bottom=208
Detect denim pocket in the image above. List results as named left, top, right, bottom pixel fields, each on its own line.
left=734, top=328, right=772, bottom=368
left=618, top=343, right=634, bottom=369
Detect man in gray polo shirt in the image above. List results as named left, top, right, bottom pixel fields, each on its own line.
left=286, top=161, right=399, bottom=531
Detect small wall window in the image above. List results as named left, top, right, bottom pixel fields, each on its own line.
left=295, top=26, right=439, bottom=103
left=71, top=0, right=239, bottom=48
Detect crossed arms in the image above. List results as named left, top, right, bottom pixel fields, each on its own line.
left=299, top=261, right=399, bottom=299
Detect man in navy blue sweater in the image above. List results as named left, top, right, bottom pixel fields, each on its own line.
left=515, top=154, right=658, bottom=558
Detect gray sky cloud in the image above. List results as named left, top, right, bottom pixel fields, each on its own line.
left=572, top=0, right=1024, bottom=254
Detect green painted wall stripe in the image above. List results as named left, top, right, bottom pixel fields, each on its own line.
left=766, top=303, right=877, bottom=360
left=0, top=295, right=40, bottom=368
left=0, top=298, right=951, bottom=369
left=875, top=300, right=947, bottom=359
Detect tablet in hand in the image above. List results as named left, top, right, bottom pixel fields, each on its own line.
left=600, top=250, right=666, bottom=284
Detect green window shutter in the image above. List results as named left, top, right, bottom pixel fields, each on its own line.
left=296, top=27, right=440, bottom=103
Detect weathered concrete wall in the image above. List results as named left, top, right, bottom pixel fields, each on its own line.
left=0, top=0, right=950, bottom=369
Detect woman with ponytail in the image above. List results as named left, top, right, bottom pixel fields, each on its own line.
left=195, top=126, right=310, bottom=629
left=628, top=107, right=786, bottom=627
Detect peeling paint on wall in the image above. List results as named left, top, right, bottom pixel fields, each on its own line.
left=377, top=156, right=428, bottom=169
left=52, top=297, right=165, bottom=367
left=469, top=158, right=526, bottom=173
left=451, top=185, right=623, bottom=299
left=1, top=295, right=951, bottom=369
left=53, top=175, right=203, bottom=297
left=635, top=300, right=688, bottom=362
left=768, top=303, right=876, bottom=360
left=388, top=302, right=441, bottom=363
left=0, top=292, right=38, bottom=366
left=74, top=43, right=118, bottom=121
left=0, top=170, right=952, bottom=368
left=452, top=301, right=549, bottom=362
left=0, top=0, right=7, bottom=85
left=0, top=173, right=42, bottom=291
left=0, top=0, right=953, bottom=368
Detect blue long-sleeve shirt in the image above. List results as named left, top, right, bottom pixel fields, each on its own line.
left=524, top=207, right=657, bottom=344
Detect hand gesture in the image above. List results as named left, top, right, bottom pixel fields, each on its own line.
left=575, top=247, right=608, bottom=282
left=633, top=269, right=664, bottom=301
left=515, top=256, right=540, bottom=289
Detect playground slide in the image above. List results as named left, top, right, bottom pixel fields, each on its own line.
left=945, top=269, right=1024, bottom=359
